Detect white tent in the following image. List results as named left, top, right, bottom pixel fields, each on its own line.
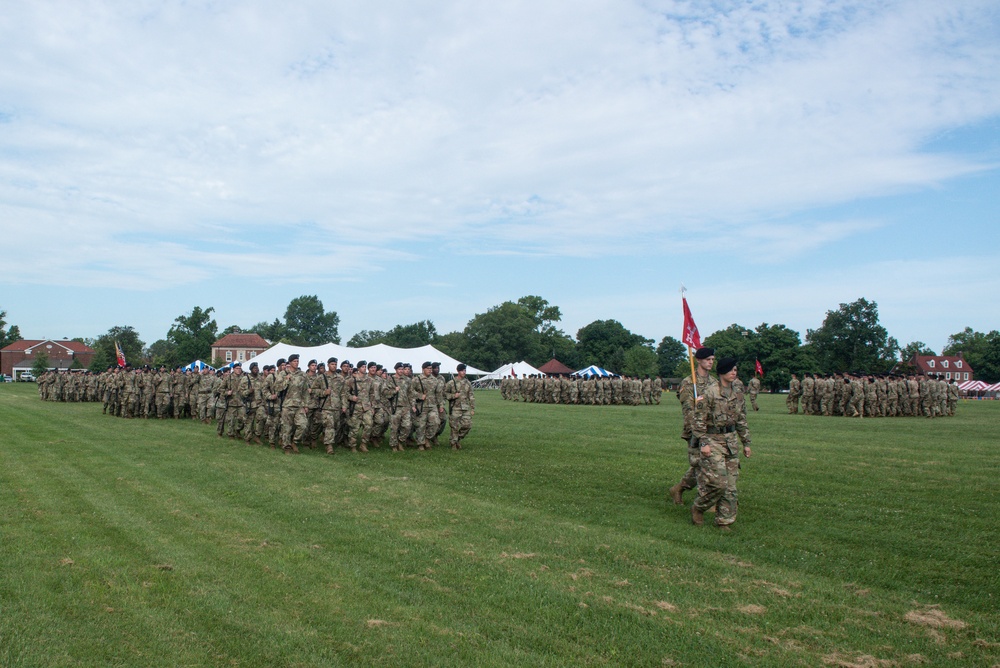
left=183, top=360, right=215, bottom=372
left=243, top=342, right=487, bottom=376
left=575, top=364, right=613, bottom=377
left=471, top=361, right=543, bottom=388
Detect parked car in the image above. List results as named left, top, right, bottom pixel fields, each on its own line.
left=1, top=374, right=12, bottom=383
left=18, top=371, right=35, bottom=382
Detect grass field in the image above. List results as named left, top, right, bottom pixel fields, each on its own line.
left=1, top=383, right=998, bottom=667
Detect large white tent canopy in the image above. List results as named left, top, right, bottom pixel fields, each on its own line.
left=243, top=342, right=487, bottom=376
left=471, top=361, right=543, bottom=388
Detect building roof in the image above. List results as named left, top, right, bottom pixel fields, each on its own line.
left=908, top=354, right=974, bottom=376
left=538, top=358, right=574, bottom=375
left=211, top=333, right=270, bottom=349
left=1, top=339, right=95, bottom=354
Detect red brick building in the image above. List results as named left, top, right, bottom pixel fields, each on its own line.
left=210, top=333, right=271, bottom=365
left=907, top=354, right=974, bottom=382
left=1, top=339, right=96, bottom=379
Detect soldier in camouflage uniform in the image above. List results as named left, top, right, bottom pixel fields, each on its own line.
left=669, top=347, right=717, bottom=506
left=444, top=364, right=475, bottom=449
left=690, top=357, right=752, bottom=529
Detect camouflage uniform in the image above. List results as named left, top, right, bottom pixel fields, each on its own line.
left=691, top=380, right=751, bottom=527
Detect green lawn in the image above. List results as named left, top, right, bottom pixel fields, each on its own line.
left=1, top=384, right=997, bottom=667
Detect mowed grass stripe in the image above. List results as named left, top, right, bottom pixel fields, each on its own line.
left=2, top=383, right=998, bottom=666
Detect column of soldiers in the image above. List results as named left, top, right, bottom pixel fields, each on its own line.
left=499, top=374, right=664, bottom=406
left=84, top=356, right=476, bottom=453
left=35, top=370, right=102, bottom=403
left=784, top=373, right=960, bottom=418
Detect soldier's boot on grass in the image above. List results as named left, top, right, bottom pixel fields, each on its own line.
left=669, top=484, right=684, bottom=505
left=691, top=507, right=705, bottom=526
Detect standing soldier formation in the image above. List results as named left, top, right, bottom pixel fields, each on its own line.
left=499, top=373, right=664, bottom=406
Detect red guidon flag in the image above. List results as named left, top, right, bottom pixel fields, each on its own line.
left=755, top=359, right=764, bottom=377
left=681, top=297, right=702, bottom=350
left=115, top=341, right=127, bottom=368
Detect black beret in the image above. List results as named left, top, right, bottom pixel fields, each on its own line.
left=717, top=357, right=738, bottom=375
left=422, top=361, right=432, bottom=369
left=288, top=354, right=300, bottom=362
left=367, top=361, right=377, bottom=368
left=308, top=359, right=317, bottom=366
left=432, top=361, right=441, bottom=368
left=394, top=362, right=403, bottom=369
left=276, top=358, right=286, bottom=365
left=249, top=362, right=258, bottom=368
left=341, top=360, right=351, bottom=367
left=357, top=360, right=366, bottom=367
left=695, top=347, right=715, bottom=360
left=233, top=362, right=242, bottom=367
left=327, top=357, right=338, bottom=365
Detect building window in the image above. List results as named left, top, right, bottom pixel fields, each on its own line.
left=942, top=360, right=949, bottom=368
left=964, top=373, right=969, bottom=380
left=250, top=351, right=256, bottom=358
left=238, top=351, right=245, bottom=361
left=927, top=360, right=935, bottom=368
left=226, top=351, right=233, bottom=362
left=945, top=372, right=951, bottom=379
left=956, top=361, right=963, bottom=368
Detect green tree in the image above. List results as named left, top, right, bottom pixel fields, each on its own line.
left=622, top=344, right=658, bottom=378
left=656, top=336, right=686, bottom=379
left=147, top=339, right=178, bottom=367
left=805, top=298, right=899, bottom=374
left=462, top=302, right=542, bottom=371
left=576, top=320, right=651, bottom=373
left=284, top=295, right=340, bottom=345
left=1, top=309, right=22, bottom=348
left=432, top=331, right=467, bottom=363
left=383, top=321, right=438, bottom=348
left=900, top=341, right=936, bottom=363
left=250, top=318, right=289, bottom=344
left=31, top=350, right=50, bottom=377
left=347, top=330, right=387, bottom=347
left=167, top=306, right=218, bottom=366
left=978, top=331, right=1000, bottom=383
left=942, top=327, right=990, bottom=373
left=515, top=296, right=577, bottom=367
left=91, top=326, right=145, bottom=370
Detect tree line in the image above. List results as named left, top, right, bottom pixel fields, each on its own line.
left=4, top=298, right=999, bottom=387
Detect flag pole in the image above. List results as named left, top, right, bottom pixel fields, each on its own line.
left=681, top=285, right=698, bottom=400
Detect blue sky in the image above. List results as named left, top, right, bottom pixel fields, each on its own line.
left=2, top=1, right=998, bottom=355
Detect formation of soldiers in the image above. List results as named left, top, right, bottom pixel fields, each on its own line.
left=785, top=373, right=960, bottom=418
left=51, top=356, right=476, bottom=453
left=499, top=374, right=664, bottom=405
left=35, top=370, right=101, bottom=403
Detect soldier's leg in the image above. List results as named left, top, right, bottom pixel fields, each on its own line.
left=715, top=455, right=739, bottom=527
left=691, top=445, right=727, bottom=523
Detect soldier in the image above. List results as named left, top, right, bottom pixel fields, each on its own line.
left=652, top=375, right=663, bottom=405
left=275, top=354, right=310, bottom=453
left=244, top=362, right=266, bottom=444
left=747, top=375, right=761, bottom=412
left=411, top=361, right=442, bottom=451
left=669, top=347, right=717, bottom=506
left=317, top=357, right=343, bottom=454
left=787, top=373, right=801, bottom=414
left=444, top=363, right=475, bottom=449
left=690, top=357, right=752, bottom=529
left=388, top=362, right=413, bottom=452
left=345, top=361, right=374, bottom=452
left=222, top=362, right=252, bottom=439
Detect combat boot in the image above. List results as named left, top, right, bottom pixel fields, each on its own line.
left=669, top=484, right=684, bottom=505
left=691, top=507, right=705, bottom=526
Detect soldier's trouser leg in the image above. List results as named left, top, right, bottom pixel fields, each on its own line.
left=227, top=409, right=244, bottom=438
left=412, top=411, right=429, bottom=446
left=692, top=444, right=727, bottom=516
left=750, top=395, right=759, bottom=411
left=322, top=410, right=341, bottom=453
left=424, top=409, right=441, bottom=446
left=391, top=410, right=411, bottom=450
left=678, top=439, right=700, bottom=490
left=715, top=455, right=740, bottom=526
left=449, top=411, right=472, bottom=447
left=281, top=407, right=308, bottom=451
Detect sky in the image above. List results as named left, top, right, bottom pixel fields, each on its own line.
left=2, top=1, right=999, bottom=356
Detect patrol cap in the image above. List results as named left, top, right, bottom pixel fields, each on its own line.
left=717, top=357, right=738, bottom=375
left=694, top=347, right=715, bottom=360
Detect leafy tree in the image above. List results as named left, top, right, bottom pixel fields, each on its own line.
left=702, top=324, right=754, bottom=362
left=576, top=320, right=652, bottom=373
left=805, top=298, right=899, bottom=373
left=656, top=336, right=686, bottom=379
left=942, top=327, right=991, bottom=373
left=147, top=339, right=178, bottom=367
left=250, top=318, right=289, bottom=343
left=31, top=350, right=50, bottom=377
left=91, top=326, right=145, bottom=370
left=622, top=344, right=658, bottom=378
left=167, top=306, right=218, bottom=366
left=221, top=325, right=243, bottom=336
left=517, top=296, right=562, bottom=331
left=0, top=309, right=22, bottom=348
left=900, top=341, right=936, bottom=362
left=515, top=296, right=577, bottom=367
left=432, top=331, right=467, bottom=362
left=347, top=330, right=387, bottom=347
left=978, top=331, right=1000, bottom=383
left=462, top=302, right=542, bottom=371
left=284, top=295, right=340, bottom=345
left=383, top=320, right=438, bottom=348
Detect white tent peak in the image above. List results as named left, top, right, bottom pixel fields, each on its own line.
left=241, top=342, right=486, bottom=375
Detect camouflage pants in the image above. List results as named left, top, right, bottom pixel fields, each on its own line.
left=692, top=440, right=740, bottom=526
left=449, top=410, right=473, bottom=446
left=226, top=405, right=246, bottom=437
left=390, top=407, right=412, bottom=449
left=347, top=408, right=374, bottom=449
left=371, top=406, right=391, bottom=444
left=156, top=393, right=171, bottom=418
left=321, top=409, right=343, bottom=452
left=281, top=406, right=309, bottom=450
left=246, top=404, right=267, bottom=441
left=411, top=406, right=441, bottom=446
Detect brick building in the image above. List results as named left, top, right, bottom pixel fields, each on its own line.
left=210, top=333, right=271, bottom=365
left=906, top=354, right=974, bottom=382
left=1, top=339, right=96, bottom=379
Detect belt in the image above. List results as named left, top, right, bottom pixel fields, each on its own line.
left=706, top=425, right=736, bottom=434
